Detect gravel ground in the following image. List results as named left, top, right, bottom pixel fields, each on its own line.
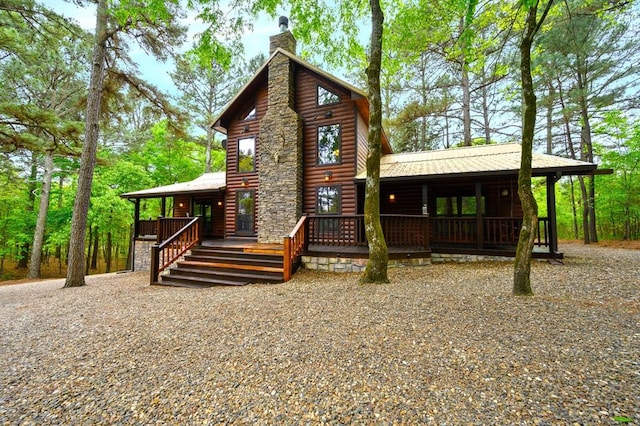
left=1, top=243, right=638, bottom=425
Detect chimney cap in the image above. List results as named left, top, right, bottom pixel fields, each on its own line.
left=278, top=16, right=289, bottom=32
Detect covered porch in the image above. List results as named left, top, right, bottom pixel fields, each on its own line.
left=121, top=172, right=227, bottom=242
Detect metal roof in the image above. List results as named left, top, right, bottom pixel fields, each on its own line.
left=355, top=143, right=598, bottom=181
left=120, top=172, right=226, bottom=199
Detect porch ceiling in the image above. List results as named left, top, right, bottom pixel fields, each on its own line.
left=355, top=143, right=599, bottom=181
left=120, top=172, right=226, bottom=199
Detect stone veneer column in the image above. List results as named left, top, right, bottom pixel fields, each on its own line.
left=258, top=35, right=304, bottom=243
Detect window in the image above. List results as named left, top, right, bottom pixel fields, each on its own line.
left=316, top=185, right=341, bottom=214
left=317, top=85, right=340, bottom=106
left=317, top=124, right=341, bottom=165
left=436, top=196, right=485, bottom=216
left=242, top=106, right=256, bottom=121
left=238, top=137, right=255, bottom=172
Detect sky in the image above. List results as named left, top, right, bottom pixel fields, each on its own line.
left=41, top=0, right=286, bottom=95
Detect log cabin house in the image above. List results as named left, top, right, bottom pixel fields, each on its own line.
left=121, top=19, right=602, bottom=287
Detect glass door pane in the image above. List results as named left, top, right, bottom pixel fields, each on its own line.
left=236, top=190, right=254, bottom=234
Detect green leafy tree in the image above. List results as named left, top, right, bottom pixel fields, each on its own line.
left=513, top=0, right=555, bottom=296
left=536, top=0, right=639, bottom=243
left=171, top=49, right=242, bottom=173
left=360, top=0, right=389, bottom=283
left=594, top=111, right=640, bottom=240
left=0, top=2, right=87, bottom=277
left=65, top=0, right=187, bottom=287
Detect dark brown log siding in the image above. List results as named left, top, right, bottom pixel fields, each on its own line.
left=173, top=196, right=190, bottom=217
left=380, top=184, right=423, bottom=215
left=295, top=67, right=359, bottom=215
left=378, top=177, right=522, bottom=218
left=356, top=113, right=368, bottom=173
left=224, top=86, right=268, bottom=237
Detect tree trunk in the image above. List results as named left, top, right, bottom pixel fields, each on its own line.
left=576, top=68, right=598, bottom=243
left=360, top=0, right=389, bottom=284
left=514, top=2, right=551, bottom=296
left=546, top=81, right=554, bottom=155
left=482, top=68, right=491, bottom=144
left=460, top=17, right=472, bottom=147
left=105, top=230, right=112, bottom=273
left=205, top=125, right=213, bottom=173
left=18, top=153, right=39, bottom=269
left=559, top=81, right=590, bottom=243
left=588, top=175, right=598, bottom=242
left=578, top=175, right=590, bottom=243
left=64, top=0, right=108, bottom=288
left=85, top=225, right=92, bottom=275
left=91, top=226, right=99, bottom=270
left=569, top=176, right=579, bottom=239
left=27, top=151, right=54, bottom=278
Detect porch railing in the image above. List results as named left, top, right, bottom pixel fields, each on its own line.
left=537, top=217, right=549, bottom=247
left=150, top=216, right=201, bottom=284
left=431, top=216, right=549, bottom=247
left=283, top=215, right=308, bottom=281
left=307, top=215, right=548, bottom=249
left=137, top=219, right=157, bottom=236
left=307, top=214, right=429, bottom=248
left=157, top=217, right=197, bottom=243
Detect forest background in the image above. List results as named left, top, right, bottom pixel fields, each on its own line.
left=0, top=0, right=638, bottom=281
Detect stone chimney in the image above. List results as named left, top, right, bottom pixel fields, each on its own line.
left=269, top=16, right=297, bottom=55
left=258, top=17, right=303, bottom=243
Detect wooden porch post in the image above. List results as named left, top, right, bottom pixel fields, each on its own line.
left=161, top=197, right=166, bottom=217
left=422, top=184, right=430, bottom=251
left=150, top=244, right=160, bottom=284
left=546, top=174, right=559, bottom=255
left=134, top=198, right=140, bottom=238
left=476, top=182, right=483, bottom=249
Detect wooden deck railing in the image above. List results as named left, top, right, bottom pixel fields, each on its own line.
left=157, top=217, right=197, bottom=243
left=307, top=215, right=429, bottom=248
left=283, top=215, right=308, bottom=281
left=431, top=216, right=549, bottom=247
left=536, top=217, right=549, bottom=247
left=137, top=220, right=157, bottom=236
left=150, top=217, right=201, bottom=284
left=307, top=215, right=548, bottom=249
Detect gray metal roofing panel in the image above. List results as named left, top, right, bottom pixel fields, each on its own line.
left=356, top=144, right=597, bottom=180
left=121, top=172, right=226, bottom=198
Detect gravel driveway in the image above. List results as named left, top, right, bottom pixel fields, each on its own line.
left=1, top=243, right=638, bottom=425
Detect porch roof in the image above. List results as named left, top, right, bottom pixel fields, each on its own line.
left=355, top=143, right=599, bottom=181
left=120, top=172, right=226, bottom=199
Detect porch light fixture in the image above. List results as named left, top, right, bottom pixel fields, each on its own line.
left=241, top=177, right=249, bottom=187
left=217, top=201, right=223, bottom=207
left=324, top=171, right=332, bottom=181
left=324, top=110, right=333, bottom=118
left=178, top=202, right=185, bottom=208
left=242, top=124, right=250, bottom=133
left=501, top=189, right=509, bottom=196
left=389, top=194, right=396, bottom=202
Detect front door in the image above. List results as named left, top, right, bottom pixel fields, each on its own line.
left=194, top=199, right=213, bottom=237
left=236, top=189, right=255, bottom=235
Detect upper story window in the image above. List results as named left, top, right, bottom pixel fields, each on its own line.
left=238, top=137, right=255, bottom=173
left=242, top=106, right=256, bottom=121
left=317, top=85, right=340, bottom=106
left=317, top=124, right=341, bottom=165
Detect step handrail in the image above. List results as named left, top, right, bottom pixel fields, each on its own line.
left=150, top=216, right=201, bottom=284
left=283, top=214, right=308, bottom=281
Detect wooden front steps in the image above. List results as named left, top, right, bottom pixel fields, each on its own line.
left=158, top=244, right=285, bottom=288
